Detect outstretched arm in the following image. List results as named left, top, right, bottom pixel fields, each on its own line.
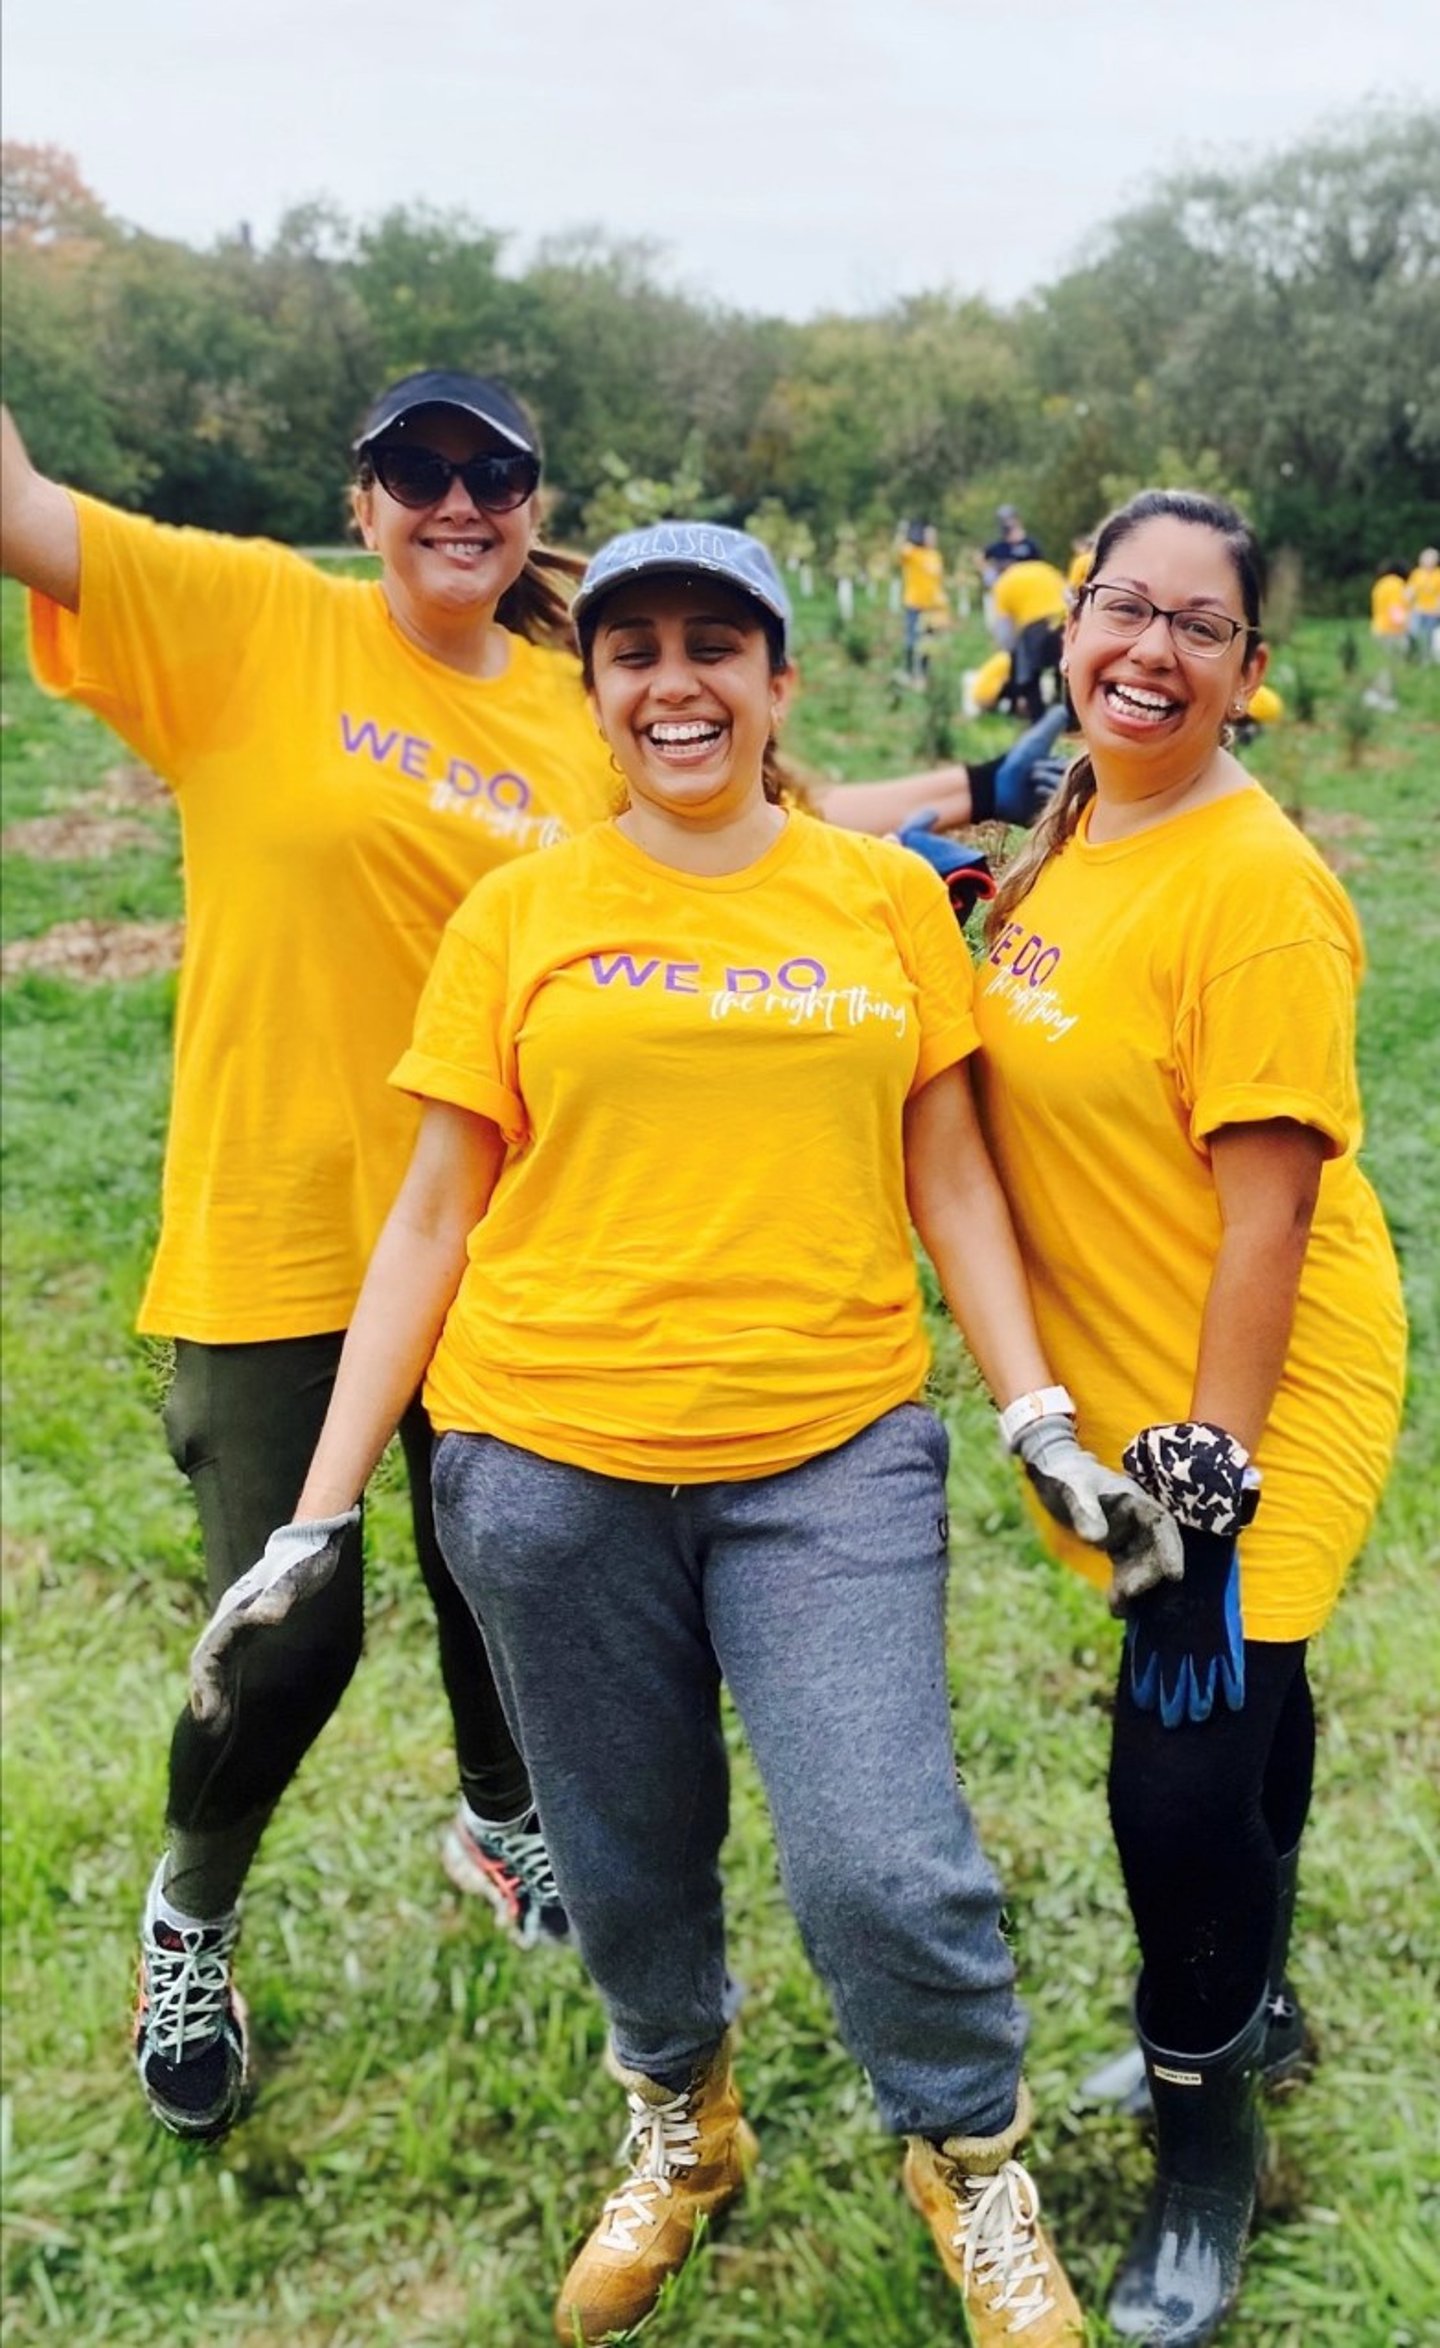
left=818, top=766, right=975, bottom=833
left=1, top=406, right=81, bottom=609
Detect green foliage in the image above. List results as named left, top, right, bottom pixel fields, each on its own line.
left=916, top=648, right=959, bottom=762
left=1337, top=691, right=1379, bottom=765
left=578, top=431, right=710, bottom=543
left=1264, top=547, right=1305, bottom=648
left=1025, top=109, right=1440, bottom=586
left=4, top=109, right=1437, bottom=583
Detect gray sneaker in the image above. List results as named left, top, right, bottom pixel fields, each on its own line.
left=134, top=1860, right=249, bottom=2139
left=440, top=1805, right=570, bottom=1948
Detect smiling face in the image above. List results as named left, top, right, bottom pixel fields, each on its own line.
left=1064, top=513, right=1266, bottom=779
left=586, top=577, right=793, bottom=833
left=353, top=404, right=536, bottom=636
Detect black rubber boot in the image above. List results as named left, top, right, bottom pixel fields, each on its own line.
left=1256, top=1842, right=1309, bottom=2090
left=1107, top=1992, right=1268, bottom=2346
left=1080, top=1843, right=1308, bottom=2117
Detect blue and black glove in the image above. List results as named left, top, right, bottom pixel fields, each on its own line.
left=1120, top=1421, right=1261, bottom=1727
left=896, top=812, right=996, bottom=926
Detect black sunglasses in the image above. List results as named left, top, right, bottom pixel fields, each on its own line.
left=368, top=442, right=540, bottom=513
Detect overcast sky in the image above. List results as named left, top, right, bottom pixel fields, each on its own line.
left=4, top=0, right=1435, bottom=318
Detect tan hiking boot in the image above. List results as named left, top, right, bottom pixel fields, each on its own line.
left=554, top=2033, right=757, bottom=2344
left=903, top=2080, right=1084, bottom=2344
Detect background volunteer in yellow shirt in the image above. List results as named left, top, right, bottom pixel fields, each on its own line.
left=975, top=490, right=1405, bottom=2348
left=990, top=555, right=1069, bottom=721
left=897, top=518, right=949, bottom=677
left=271, top=522, right=1184, bottom=2347
left=1369, top=559, right=1410, bottom=639
left=1406, top=544, right=1439, bottom=657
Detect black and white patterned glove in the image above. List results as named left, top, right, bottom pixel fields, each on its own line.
left=1014, top=1415, right=1184, bottom=1609
left=189, top=1510, right=359, bottom=1735
left=1122, top=1422, right=1261, bottom=1537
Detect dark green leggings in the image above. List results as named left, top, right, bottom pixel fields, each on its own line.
left=161, top=1333, right=530, bottom=1913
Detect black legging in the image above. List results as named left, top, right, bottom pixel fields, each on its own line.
left=162, top=1332, right=530, bottom=1914
left=1108, top=1639, right=1314, bottom=2052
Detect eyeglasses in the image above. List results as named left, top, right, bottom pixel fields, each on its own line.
left=367, top=442, right=540, bottom=513
left=1079, top=582, right=1251, bottom=659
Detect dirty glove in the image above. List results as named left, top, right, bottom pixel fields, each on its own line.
left=1004, top=1399, right=1184, bottom=1610
left=896, top=812, right=996, bottom=925
left=188, top=1509, right=359, bottom=1735
left=1120, top=1422, right=1261, bottom=1726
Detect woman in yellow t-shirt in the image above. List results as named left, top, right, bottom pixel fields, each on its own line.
left=1406, top=545, right=1440, bottom=656
left=1, top=374, right=614, bottom=2138
left=1370, top=561, right=1410, bottom=639
left=974, top=489, right=1405, bottom=2347
left=0, top=384, right=1108, bottom=2149
left=272, top=522, right=1183, bottom=2342
left=897, top=519, right=949, bottom=676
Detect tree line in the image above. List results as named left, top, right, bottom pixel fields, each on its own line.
left=3, top=109, right=1436, bottom=595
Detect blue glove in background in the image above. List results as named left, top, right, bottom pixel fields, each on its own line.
left=1124, top=1524, right=1246, bottom=1727
left=993, top=701, right=1069, bottom=823
left=895, top=814, right=995, bottom=922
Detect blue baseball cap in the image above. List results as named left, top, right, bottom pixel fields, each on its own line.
left=573, top=522, right=792, bottom=658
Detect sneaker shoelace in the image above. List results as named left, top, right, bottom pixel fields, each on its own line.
left=596, top=2088, right=701, bottom=2253
left=141, top=1917, right=238, bottom=2061
left=479, top=1817, right=564, bottom=1945
left=956, top=2159, right=1058, bottom=2335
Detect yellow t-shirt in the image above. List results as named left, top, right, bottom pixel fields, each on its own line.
left=970, top=650, right=1013, bottom=709
left=992, top=560, right=1068, bottom=632
left=1407, top=563, right=1440, bottom=617
left=28, top=496, right=617, bottom=1341
left=974, top=785, right=1405, bottom=1640
left=1370, top=574, right=1409, bottom=636
left=899, top=543, right=948, bottom=613
left=1245, top=683, right=1284, bottom=725
left=392, top=816, right=980, bottom=1480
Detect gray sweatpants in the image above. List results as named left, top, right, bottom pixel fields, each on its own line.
left=433, top=1402, right=1025, bottom=2139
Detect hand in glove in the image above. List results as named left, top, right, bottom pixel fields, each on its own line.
left=1119, top=1422, right=1261, bottom=1727
left=1012, top=1413, right=1184, bottom=1609
left=189, top=1509, right=359, bottom=1735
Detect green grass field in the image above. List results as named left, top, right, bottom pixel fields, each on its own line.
left=2, top=574, right=1437, bottom=2347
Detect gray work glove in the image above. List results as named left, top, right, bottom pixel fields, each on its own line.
left=188, top=1509, right=359, bottom=1735
left=1013, top=1415, right=1184, bottom=1613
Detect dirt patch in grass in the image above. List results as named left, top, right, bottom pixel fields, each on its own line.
left=1298, top=807, right=1377, bottom=876
left=1, top=764, right=170, bottom=863
left=1, top=917, right=183, bottom=982
left=1, top=810, right=158, bottom=859
left=1302, top=810, right=1378, bottom=840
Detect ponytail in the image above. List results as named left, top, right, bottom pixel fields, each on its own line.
left=496, top=542, right=586, bottom=652
left=983, top=751, right=1096, bottom=942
